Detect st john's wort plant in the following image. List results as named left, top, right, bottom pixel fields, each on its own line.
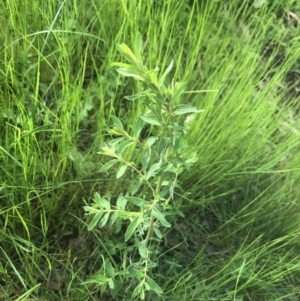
left=83, top=33, right=203, bottom=300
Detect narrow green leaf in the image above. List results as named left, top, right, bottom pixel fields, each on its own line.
left=176, top=156, right=191, bottom=171
left=84, top=273, right=109, bottom=285
left=108, top=278, right=115, bottom=289
left=119, top=211, right=141, bottom=218
left=109, top=211, right=119, bottom=227
left=88, top=212, right=103, bottom=231
left=116, top=164, right=128, bottom=179
left=125, top=216, right=143, bottom=241
left=167, top=122, right=184, bottom=132
left=109, top=137, right=124, bottom=145
left=99, top=212, right=110, bottom=228
left=111, top=115, right=124, bottom=131
left=137, top=241, right=148, bottom=259
left=173, top=105, right=204, bottom=116
left=147, top=136, right=157, bottom=147
left=145, top=68, right=159, bottom=86
left=159, top=182, right=172, bottom=198
left=134, top=32, right=143, bottom=62
left=158, top=60, right=174, bottom=87
left=145, top=276, right=163, bottom=295
left=116, top=43, right=140, bottom=65
left=99, top=159, right=119, bottom=173
left=100, top=198, right=111, bottom=210
left=116, top=68, right=145, bottom=81
left=172, top=82, right=187, bottom=101
left=107, top=128, right=124, bottom=136
left=157, top=136, right=172, bottom=158
left=127, top=266, right=144, bottom=278
left=125, top=196, right=147, bottom=207
left=111, top=62, right=137, bottom=69
left=99, top=145, right=118, bottom=158
left=146, top=163, right=160, bottom=179
left=93, top=192, right=102, bottom=207
left=132, top=177, right=143, bottom=195
left=139, top=114, right=162, bottom=126
left=141, top=148, right=151, bottom=174
left=153, top=226, right=163, bottom=239
left=134, top=117, right=144, bottom=138
left=125, top=90, right=153, bottom=102
left=116, top=194, right=127, bottom=209
left=105, top=261, right=115, bottom=277
left=116, top=140, right=135, bottom=156
left=151, top=207, right=171, bottom=227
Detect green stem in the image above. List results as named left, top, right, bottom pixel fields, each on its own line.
left=143, top=152, right=168, bottom=247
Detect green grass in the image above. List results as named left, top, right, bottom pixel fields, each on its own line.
left=1, top=0, right=300, bottom=300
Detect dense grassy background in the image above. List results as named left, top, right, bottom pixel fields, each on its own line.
left=1, top=0, right=300, bottom=300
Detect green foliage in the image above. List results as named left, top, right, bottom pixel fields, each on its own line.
left=2, top=0, right=300, bottom=300
left=84, top=33, right=203, bottom=299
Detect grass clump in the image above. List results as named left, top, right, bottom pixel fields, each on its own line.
left=1, top=0, right=300, bottom=300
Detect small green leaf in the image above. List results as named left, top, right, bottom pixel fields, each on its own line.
left=93, top=192, right=102, bottom=207
left=127, top=266, right=144, bottom=278
left=141, top=148, right=151, bottom=174
left=172, top=81, right=187, bottom=101
left=116, top=194, right=127, bottom=209
left=158, top=60, right=174, bottom=87
left=99, top=212, right=110, bottom=228
left=134, top=32, right=143, bottom=62
left=109, top=211, right=119, bottom=227
left=173, top=105, right=204, bottom=116
left=115, top=217, right=122, bottom=233
left=125, top=90, right=153, bottom=102
left=151, top=207, right=171, bottom=227
left=147, top=136, right=157, bottom=147
left=108, top=278, right=115, bottom=289
left=116, top=68, right=145, bottom=81
left=153, top=226, right=163, bottom=239
left=167, top=122, right=184, bottom=132
left=145, top=69, right=159, bottom=86
left=146, top=163, right=160, bottom=179
left=159, top=182, right=171, bottom=198
left=116, top=140, right=135, bottom=156
left=116, top=164, right=128, bottom=179
left=145, top=276, right=163, bottom=295
left=125, top=216, right=143, bottom=241
left=144, top=282, right=151, bottom=291
left=111, top=115, right=124, bottom=131
left=100, top=197, right=111, bottom=210
left=88, top=212, right=103, bottom=231
left=119, top=211, right=141, bottom=218
left=84, top=273, right=109, bottom=285
left=139, top=114, right=162, bottom=126
left=109, top=137, right=124, bottom=145
left=107, top=128, right=124, bottom=136
left=131, top=177, right=143, bottom=195
left=99, top=159, right=119, bottom=173
left=134, top=117, right=144, bottom=138
left=105, top=261, right=115, bottom=277
left=157, top=136, right=172, bottom=158
left=132, top=283, right=143, bottom=300
left=116, top=43, right=140, bottom=66
left=137, top=241, right=148, bottom=259
left=176, top=156, right=191, bottom=171
left=125, top=196, right=148, bottom=207
left=99, top=145, right=118, bottom=158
